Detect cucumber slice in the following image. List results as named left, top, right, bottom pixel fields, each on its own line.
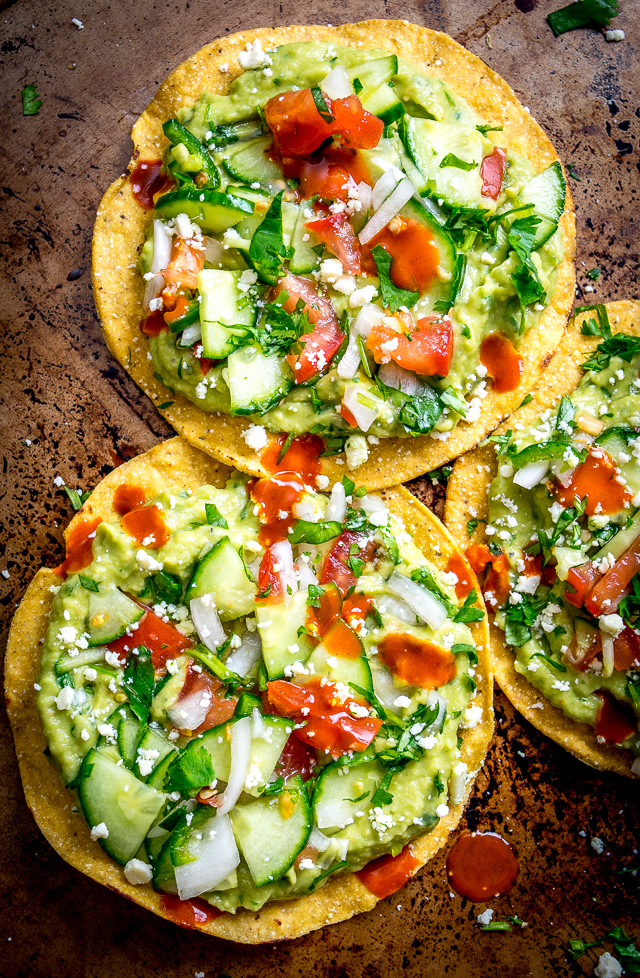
left=152, top=837, right=178, bottom=893
left=170, top=807, right=240, bottom=899
left=208, top=119, right=265, bottom=148
left=145, top=749, right=176, bottom=789
left=78, top=748, right=166, bottom=865
left=289, top=199, right=322, bottom=275
left=221, top=134, right=284, bottom=188
left=155, top=187, right=253, bottom=235
left=306, top=640, right=373, bottom=693
left=186, top=536, right=256, bottom=619
left=399, top=197, right=459, bottom=309
left=226, top=343, right=292, bottom=415
left=362, top=82, right=405, bottom=126
left=230, top=774, right=311, bottom=886
left=522, top=161, right=566, bottom=249
left=86, top=585, right=143, bottom=647
left=198, top=268, right=256, bottom=359
left=118, top=713, right=142, bottom=769
left=136, top=726, right=177, bottom=781
left=145, top=828, right=170, bottom=865
left=346, top=55, right=398, bottom=101
left=256, top=589, right=315, bottom=680
left=400, top=118, right=490, bottom=210
left=312, top=759, right=383, bottom=833
left=55, top=646, right=109, bottom=675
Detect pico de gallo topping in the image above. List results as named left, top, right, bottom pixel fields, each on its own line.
left=133, top=39, right=566, bottom=469
left=475, top=309, right=640, bottom=758
left=37, top=446, right=484, bottom=916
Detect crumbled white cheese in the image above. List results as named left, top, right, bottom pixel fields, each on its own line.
left=136, top=549, right=164, bottom=573
left=349, top=285, right=379, bottom=308
left=123, top=858, right=153, bottom=885
left=594, top=951, right=623, bottom=978
left=90, top=822, right=109, bottom=840
left=591, top=836, right=604, bottom=854
left=604, top=29, right=625, bottom=42
left=242, top=424, right=268, bottom=450
left=55, top=686, right=75, bottom=711
left=477, top=908, right=494, bottom=926
left=238, top=39, right=272, bottom=69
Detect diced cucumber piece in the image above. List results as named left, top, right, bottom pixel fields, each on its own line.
left=312, top=759, right=383, bottom=833
left=198, top=269, right=257, bottom=359
left=362, top=82, right=405, bottom=126
left=118, top=713, right=142, bottom=769
left=399, top=197, right=460, bottom=309
left=152, top=837, right=178, bottom=893
left=136, top=726, right=177, bottom=781
left=55, top=646, right=109, bottom=675
left=346, top=55, right=398, bottom=101
left=186, top=536, right=256, bottom=619
left=155, top=187, right=253, bottom=235
left=227, top=343, right=292, bottom=415
left=146, top=749, right=176, bottom=789
left=207, top=119, right=265, bottom=148
left=282, top=200, right=299, bottom=249
left=86, top=585, right=143, bottom=647
left=400, top=118, right=491, bottom=210
left=289, top=199, right=322, bottom=275
left=78, top=748, right=166, bottom=865
left=306, top=640, right=373, bottom=693
left=234, top=692, right=264, bottom=717
left=221, top=134, right=284, bottom=188
left=145, top=828, right=170, bottom=865
left=230, top=774, right=311, bottom=886
left=256, top=589, right=315, bottom=679
left=522, top=161, right=566, bottom=249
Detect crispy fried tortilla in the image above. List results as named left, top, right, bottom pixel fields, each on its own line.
left=444, top=300, right=640, bottom=778
left=92, top=20, right=575, bottom=489
left=6, top=436, right=493, bottom=942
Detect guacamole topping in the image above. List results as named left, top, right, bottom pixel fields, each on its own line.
left=135, top=40, right=565, bottom=469
left=37, top=443, right=482, bottom=913
left=479, top=318, right=640, bottom=755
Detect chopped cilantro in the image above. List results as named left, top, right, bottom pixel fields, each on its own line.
left=157, top=401, right=174, bottom=410
left=548, top=0, right=619, bottom=37
left=370, top=771, right=394, bottom=806
left=290, top=520, right=342, bottom=545
left=63, top=486, right=91, bottom=511
left=166, top=744, right=215, bottom=793
left=482, top=921, right=513, bottom=932
left=453, top=589, right=485, bottom=623
left=122, top=647, right=155, bottom=724
left=371, top=245, right=419, bottom=311
left=149, top=569, right=182, bottom=605
left=583, top=332, right=640, bottom=372
left=22, top=84, right=42, bottom=116
left=620, top=574, right=640, bottom=629
left=476, top=124, right=503, bottom=136
left=504, top=594, right=547, bottom=646
left=310, top=86, right=335, bottom=124
left=576, top=303, right=612, bottom=338
left=587, top=267, right=601, bottom=281
left=439, top=153, right=477, bottom=171
left=248, top=191, right=290, bottom=283
left=205, top=502, right=228, bottom=528
left=531, top=651, right=567, bottom=673
left=308, top=860, right=350, bottom=892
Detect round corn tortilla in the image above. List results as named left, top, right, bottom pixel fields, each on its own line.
left=92, top=19, right=576, bottom=490
left=5, top=435, right=493, bottom=942
left=444, top=300, right=640, bottom=779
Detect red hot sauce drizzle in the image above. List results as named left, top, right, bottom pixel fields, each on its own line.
left=121, top=504, right=170, bottom=549
left=479, top=332, right=523, bottom=393
left=54, top=516, right=102, bottom=578
left=113, top=484, right=147, bottom=516
left=446, top=832, right=519, bottom=902
left=252, top=434, right=324, bottom=545
left=130, top=160, right=174, bottom=210
left=160, top=894, right=223, bottom=929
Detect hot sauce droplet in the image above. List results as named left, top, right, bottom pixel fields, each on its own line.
left=446, top=832, right=519, bottom=902
left=554, top=446, right=634, bottom=517
left=139, top=310, right=168, bottom=337
left=54, top=516, right=102, bottom=578
left=446, top=551, right=475, bottom=600
left=261, top=432, right=324, bottom=482
left=130, top=160, right=174, bottom=210
left=160, top=894, right=223, bottom=929
left=113, top=484, right=147, bottom=516
left=121, top=504, right=170, bottom=549
left=378, top=633, right=457, bottom=689
left=253, top=434, right=324, bottom=545
left=479, top=333, right=523, bottom=393
left=595, top=691, right=637, bottom=744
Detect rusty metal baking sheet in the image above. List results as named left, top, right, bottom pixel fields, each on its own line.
left=1, top=0, right=639, bottom=975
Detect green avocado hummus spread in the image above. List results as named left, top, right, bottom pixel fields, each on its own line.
left=37, top=465, right=483, bottom=913
left=135, top=40, right=565, bottom=469
left=483, top=316, right=640, bottom=757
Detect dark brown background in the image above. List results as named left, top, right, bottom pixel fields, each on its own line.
left=1, top=1, right=639, bottom=975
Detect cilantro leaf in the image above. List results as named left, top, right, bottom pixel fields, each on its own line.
left=476, top=124, right=503, bottom=136
left=619, top=573, right=640, bottom=629
left=251, top=290, right=313, bottom=357
left=122, top=647, right=155, bottom=724
left=453, top=589, right=485, bottom=623
left=371, top=245, right=419, bottom=311
left=583, top=333, right=640, bottom=372
left=78, top=574, right=99, bottom=592
left=63, top=486, right=91, bottom=511
left=398, top=388, right=443, bottom=434
left=531, top=651, right=567, bottom=673
left=166, top=744, right=215, bottom=793
left=149, top=569, right=182, bottom=605
left=504, top=594, right=547, bottom=646
left=205, top=502, right=228, bottom=528
left=576, top=303, right=612, bottom=338
left=248, top=191, right=290, bottom=283
left=439, top=153, right=477, bottom=171
left=587, top=267, right=601, bottom=281
left=548, top=0, right=619, bottom=37
left=289, top=520, right=342, bottom=545
left=310, top=86, right=335, bottom=124
left=507, top=216, right=547, bottom=333
left=370, top=771, right=394, bottom=806
left=22, top=84, right=42, bottom=116
left=306, top=584, right=324, bottom=608
left=308, top=860, right=350, bottom=892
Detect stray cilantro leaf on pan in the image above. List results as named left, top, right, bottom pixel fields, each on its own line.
left=63, top=486, right=92, bottom=511
left=371, top=245, right=419, bottom=312
left=587, top=267, right=601, bottom=281
left=566, top=162, right=581, bottom=181
left=22, top=84, right=42, bottom=115
left=548, top=0, right=619, bottom=37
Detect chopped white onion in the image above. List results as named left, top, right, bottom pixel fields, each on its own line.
left=292, top=497, right=320, bottom=522
left=297, top=561, right=319, bottom=589
left=270, top=540, right=298, bottom=608
left=321, top=64, right=352, bottom=99
left=374, top=593, right=417, bottom=625
left=337, top=303, right=385, bottom=381
left=378, top=361, right=424, bottom=396
left=372, top=167, right=400, bottom=212
left=143, top=274, right=165, bottom=310
left=600, top=631, right=615, bottom=679
left=217, top=716, right=252, bottom=815
left=178, top=322, right=202, bottom=347
left=250, top=706, right=266, bottom=739
left=357, top=181, right=372, bottom=211
left=204, top=236, right=224, bottom=266
left=342, top=386, right=379, bottom=433
left=225, top=630, right=262, bottom=677
left=190, top=596, right=226, bottom=652
left=418, top=194, right=447, bottom=225
left=358, top=493, right=389, bottom=527
left=549, top=459, right=576, bottom=488
left=359, top=177, right=415, bottom=245
left=174, top=813, right=240, bottom=900
left=167, top=686, right=211, bottom=732
left=371, top=664, right=403, bottom=711
left=152, top=219, right=173, bottom=275
left=326, top=482, right=347, bottom=522
left=308, top=826, right=332, bottom=853
left=386, top=571, right=448, bottom=630
left=512, top=460, right=549, bottom=489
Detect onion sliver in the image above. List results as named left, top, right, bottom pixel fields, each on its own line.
left=152, top=219, right=173, bottom=274
left=297, top=560, right=319, bottom=589
left=357, top=181, right=372, bottom=211
left=359, top=493, right=389, bottom=527
left=271, top=540, right=297, bottom=608
left=326, top=482, right=347, bottom=523
left=513, top=460, right=549, bottom=489
left=600, top=631, right=615, bottom=679
left=178, top=322, right=202, bottom=347
left=167, top=687, right=211, bottom=732
left=250, top=706, right=266, bottom=739
left=217, top=716, right=252, bottom=815
left=342, top=386, right=379, bottom=433
left=386, top=571, right=448, bottom=630
left=174, top=813, right=240, bottom=900
left=190, top=596, right=226, bottom=652
left=321, top=64, right=352, bottom=99
left=371, top=663, right=403, bottom=711
left=204, top=235, right=224, bottom=266
left=371, top=167, right=400, bottom=212
left=337, top=303, right=385, bottom=381
left=225, top=630, right=262, bottom=677
left=374, top=593, right=418, bottom=625
left=359, top=177, right=415, bottom=245
left=308, top=826, right=332, bottom=853
left=378, top=361, right=424, bottom=396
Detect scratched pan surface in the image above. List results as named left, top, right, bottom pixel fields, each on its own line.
left=1, top=1, right=639, bottom=975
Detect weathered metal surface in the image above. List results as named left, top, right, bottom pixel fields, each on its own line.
left=1, top=0, right=638, bottom=975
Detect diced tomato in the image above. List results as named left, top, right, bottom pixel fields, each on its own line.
left=479, top=332, right=523, bottom=393
left=275, top=735, right=316, bottom=782
left=446, top=551, right=475, bottom=600
left=585, top=535, right=640, bottom=617
left=121, top=503, right=170, bottom=549
left=163, top=294, right=192, bottom=325
left=264, top=89, right=383, bottom=157
left=267, top=678, right=382, bottom=755
left=307, top=581, right=342, bottom=638
left=321, top=531, right=376, bottom=596
left=178, top=664, right=236, bottom=733
left=305, top=212, right=361, bottom=274
left=554, top=446, right=634, bottom=519
left=565, top=561, right=603, bottom=608
left=356, top=844, right=421, bottom=899
left=378, top=633, right=457, bottom=689
left=162, top=237, right=204, bottom=291
left=160, top=895, right=223, bottom=929
left=366, top=315, right=453, bottom=377
left=275, top=271, right=344, bottom=384
left=364, top=218, right=440, bottom=293
left=465, top=543, right=510, bottom=609
left=54, top=516, right=102, bottom=578
left=480, top=147, right=507, bottom=200
left=341, top=592, right=375, bottom=629
left=139, top=309, right=168, bottom=337
left=322, top=617, right=363, bottom=659
left=106, top=608, right=192, bottom=670
left=255, top=545, right=286, bottom=604
left=295, top=147, right=373, bottom=198
left=614, top=627, right=640, bottom=672
left=113, top=484, right=147, bottom=516
left=595, top=690, right=637, bottom=744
